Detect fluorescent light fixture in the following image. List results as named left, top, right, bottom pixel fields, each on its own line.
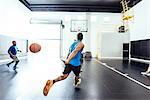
left=30, top=18, right=61, bottom=24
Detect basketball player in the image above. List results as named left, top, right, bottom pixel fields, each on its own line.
left=6, top=41, right=21, bottom=70
left=43, top=33, right=84, bottom=96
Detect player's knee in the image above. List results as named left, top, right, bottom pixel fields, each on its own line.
left=75, top=76, right=80, bottom=79
left=61, top=74, right=68, bottom=80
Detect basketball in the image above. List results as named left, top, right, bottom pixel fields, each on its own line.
left=29, top=43, right=41, bottom=53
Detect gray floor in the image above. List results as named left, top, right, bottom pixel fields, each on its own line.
left=101, top=59, right=150, bottom=86
left=0, top=58, right=150, bottom=100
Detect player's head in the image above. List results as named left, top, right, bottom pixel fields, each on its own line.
left=12, top=41, right=16, bottom=46
left=77, top=33, right=83, bottom=41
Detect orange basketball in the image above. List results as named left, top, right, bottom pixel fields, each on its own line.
left=29, top=43, right=41, bottom=53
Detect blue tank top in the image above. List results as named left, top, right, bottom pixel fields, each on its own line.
left=69, top=41, right=83, bottom=67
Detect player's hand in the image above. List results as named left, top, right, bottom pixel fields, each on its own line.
left=65, top=59, right=69, bottom=64
left=18, top=50, right=22, bottom=52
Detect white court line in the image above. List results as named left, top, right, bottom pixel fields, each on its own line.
left=94, top=59, right=150, bottom=90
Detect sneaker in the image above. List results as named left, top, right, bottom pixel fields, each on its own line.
left=141, top=72, right=150, bottom=76
left=43, top=80, right=54, bottom=96
left=141, top=72, right=147, bottom=75
left=79, top=73, right=81, bottom=77
left=13, top=66, right=16, bottom=70
left=80, top=69, right=83, bottom=72
left=146, top=73, right=150, bottom=76
left=14, top=70, right=17, bottom=73
left=6, top=64, right=9, bottom=67
left=74, top=78, right=81, bottom=87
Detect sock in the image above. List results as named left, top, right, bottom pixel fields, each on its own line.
left=53, top=80, right=55, bottom=84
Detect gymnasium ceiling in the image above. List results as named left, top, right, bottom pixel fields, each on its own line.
left=19, top=0, right=142, bottom=13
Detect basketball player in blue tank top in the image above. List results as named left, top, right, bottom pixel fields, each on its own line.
left=43, top=33, right=84, bottom=96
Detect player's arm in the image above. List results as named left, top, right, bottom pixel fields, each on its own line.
left=66, top=42, right=84, bottom=64
left=16, top=47, right=22, bottom=52
left=17, top=50, right=22, bottom=52
left=8, top=51, right=15, bottom=57
left=8, top=51, right=13, bottom=55
left=8, top=47, right=13, bottom=57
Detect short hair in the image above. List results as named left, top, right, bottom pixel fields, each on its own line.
left=77, top=33, right=83, bottom=41
left=12, top=41, right=16, bottom=44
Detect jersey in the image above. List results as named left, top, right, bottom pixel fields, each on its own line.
left=69, top=40, right=83, bottom=66
left=8, top=45, right=18, bottom=55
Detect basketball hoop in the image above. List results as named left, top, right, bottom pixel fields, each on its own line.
left=71, top=20, right=88, bottom=32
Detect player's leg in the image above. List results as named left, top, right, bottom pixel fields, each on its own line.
left=43, top=74, right=69, bottom=96
left=7, top=61, right=14, bottom=67
left=43, top=64, right=72, bottom=96
left=6, top=56, right=14, bottom=67
left=13, top=56, right=19, bottom=70
left=72, top=65, right=81, bottom=87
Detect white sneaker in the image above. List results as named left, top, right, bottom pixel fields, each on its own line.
left=74, top=78, right=81, bottom=87
left=141, top=72, right=148, bottom=75
left=141, top=72, right=150, bottom=76
left=145, top=72, right=150, bottom=76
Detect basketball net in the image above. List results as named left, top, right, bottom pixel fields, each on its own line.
left=77, top=27, right=81, bottom=33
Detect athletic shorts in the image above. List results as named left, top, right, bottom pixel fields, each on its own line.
left=10, top=55, right=19, bottom=62
left=63, top=64, right=81, bottom=76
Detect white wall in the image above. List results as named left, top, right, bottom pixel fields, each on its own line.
left=30, top=12, right=125, bottom=58
left=146, top=0, right=150, bottom=39
left=101, top=32, right=129, bottom=58
left=0, top=0, right=31, bottom=60
left=0, top=35, right=28, bottom=59
left=128, top=0, right=150, bottom=63
left=28, top=12, right=86, bottom=58
left=129, top=0, right=150, bottom=41
left=0, top=35, right=27, bottom=54
left=62, top=13, right=126, bottom=58
left=90, top=13, right=129, bottom=59
left=0, top=0, right=31, bottom=38
left=0, top=0, right=126, bottom=59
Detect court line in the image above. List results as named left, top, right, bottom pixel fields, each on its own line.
left=94, top=59, right=150, bottom=90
